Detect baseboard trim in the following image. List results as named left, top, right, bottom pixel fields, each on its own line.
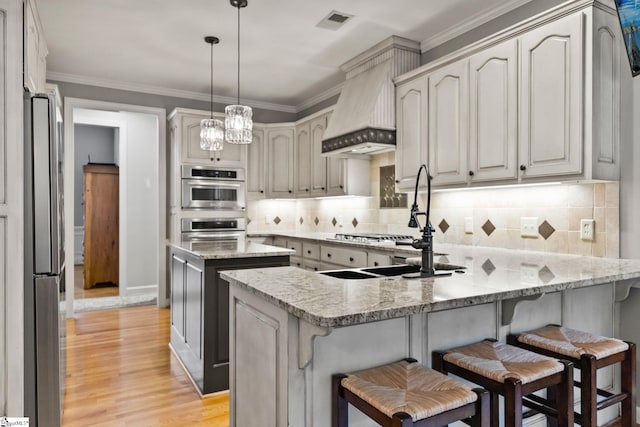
left=123, top=284, right=158, bottom=297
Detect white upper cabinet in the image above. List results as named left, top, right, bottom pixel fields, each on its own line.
left=24, top=0, right=48, bottom=92
left=468, top=39, right=518, bottom=183
left=309, top=115, right=329, bottom=197
left=246, top=125, right=266, bottom=197
left=428, top=59, right=469, bottom=186
left=394, top=1, right=625, bottom=189
left=180, top=113, right=246, bottom=167
left=395, top=76, right=428, bottom=192
left=295, top=122, right=312, bottom=196
left=266, top=127, right=296, bottom=198
left=518, top=13, right=583, bottom=179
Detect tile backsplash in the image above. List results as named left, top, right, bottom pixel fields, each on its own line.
left=247, top=153, right=620, bottom=258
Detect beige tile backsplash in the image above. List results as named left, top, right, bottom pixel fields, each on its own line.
left=247, top=153, right=620, bottom=258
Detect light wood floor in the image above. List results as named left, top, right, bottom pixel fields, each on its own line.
left=63, top=305, right=229, bottom=427
left=73, top=264, right=119, bottom=299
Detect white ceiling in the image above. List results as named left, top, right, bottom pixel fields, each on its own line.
left=36, top=0, right=532, bottom=112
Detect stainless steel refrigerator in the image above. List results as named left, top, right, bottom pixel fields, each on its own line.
left=24, top=92, right=65, bottom=427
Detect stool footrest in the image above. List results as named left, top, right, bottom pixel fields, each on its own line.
left=522, top=394, right=558, bottom=418
left=596, top=392, right=628, bottom=411
left=573, top=380, right=617, bottom=399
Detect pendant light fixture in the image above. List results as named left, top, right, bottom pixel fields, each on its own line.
left=225, top=0, right=253, bottom=144
left=200, top=36, right=224, bottom=151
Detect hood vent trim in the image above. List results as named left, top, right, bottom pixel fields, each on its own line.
left=322, top=128, right=395, bottom=154
left=322, top=36, right=420, bottom=158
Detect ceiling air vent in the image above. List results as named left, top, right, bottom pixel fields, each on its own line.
left=316, top=10, right=354, bottom=31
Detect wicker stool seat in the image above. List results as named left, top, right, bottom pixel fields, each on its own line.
left=509, top=325, right=636, bottom=427
left=433, top=339, right=574, bottom=427
left=333, top=358, right=489, bottom=427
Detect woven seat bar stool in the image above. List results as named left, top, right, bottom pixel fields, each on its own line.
left=508, top=325, right=636, bottom=427
left=332, top=358, right=490, bottom=427
left=433, top=339, right=574, bottom=427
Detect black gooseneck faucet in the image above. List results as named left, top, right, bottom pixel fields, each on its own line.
left=396, top=164, right=451, bottom=278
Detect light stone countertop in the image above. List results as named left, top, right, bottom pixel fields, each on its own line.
left=169, top=240, right=295, bottom=260
left=221, top=243, right=640, bottom=328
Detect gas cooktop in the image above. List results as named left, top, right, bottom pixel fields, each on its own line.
left=332, top=233, right=414, bottom=243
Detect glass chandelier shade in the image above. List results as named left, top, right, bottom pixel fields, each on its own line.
left=225, top=0, right=252, bottom=145
left=200, top=118, right=225, bottom=151
left=225, top=104, right=252, bottom=144
left=201, top=36, right=224, bottom=152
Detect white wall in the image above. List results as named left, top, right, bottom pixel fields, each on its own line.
left=120, top=111, right=159, bottom=296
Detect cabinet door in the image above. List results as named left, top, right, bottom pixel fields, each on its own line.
left=395, top=76, right=429, bottom=191
left=519, top=13, right=583, bottom=178
left=185, top=261, right=203, bottom=360
left=469, top=39, right=518, bottom=182
left=428, top=59, right=469, bottom=186
left=247, top=126, right=266, bottom=196
left=266, top=127, right=295, bottom=198
left=310, top=114, right=328, bottom=196
left=171, top=254, right=186, bottom=339
left=326, top=157, right=345, bottom=196
left=295, top=122, right=311, bottom=196
left=181, top=113, right=246, bottom=167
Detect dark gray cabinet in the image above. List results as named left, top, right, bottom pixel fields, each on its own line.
left=170, top=246, right=289, bottom=394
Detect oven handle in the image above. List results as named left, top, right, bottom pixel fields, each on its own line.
left=181, top=231, right=245, bottom=241
left=183, top=179, right=243, bottom=189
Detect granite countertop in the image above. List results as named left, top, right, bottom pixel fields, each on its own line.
left=221, top=244, right=640, bottom=328
left=169, top=240, right=295, bottom=260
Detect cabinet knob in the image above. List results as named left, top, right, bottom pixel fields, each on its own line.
left=217, top=158, right=221, bottom=161
left=305, top=188, right=309, bottom=192
left=210, top=157, right=215, bottom=161
left=260, top=190, right=264, bottom=194
left=468, top=170, right=474, bottom=177
left=322, top=187, right=325, bottom=190
left=288, top=190, right=292, bottom=193
left=307, top=250, right=311, bottom=254
left=374, top=261, right=379, bottom=267
left=327, top=253, right=332, bottom=258
left=395, top=180, right=400, bottom=184
left=519, top=164, right=527, bottom=171
left=314, top=267, right=318, bottom=271
left=349, top=257, right=354, bottom=262
left=339, top=185, right=343, bottom=189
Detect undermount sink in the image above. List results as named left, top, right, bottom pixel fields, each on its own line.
left=319, top=263, right=466, bottom=280
left=320, top=270, right=378, bottom=280
left=362, top=264, right=421, bottom=276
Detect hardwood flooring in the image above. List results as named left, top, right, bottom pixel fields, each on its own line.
left=63, top=305, right=229, bottom=426
left=73, top=264, right=119, bottom=299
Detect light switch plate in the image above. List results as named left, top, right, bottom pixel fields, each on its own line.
left=464, top=217, right=473, bottom=234
left=520, top=217, right=538, bottom=238
left=580, top=219, right=595, bottom=241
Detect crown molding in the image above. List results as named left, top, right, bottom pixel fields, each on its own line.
left=47, top=71, right=298, bottom=114
left=295, top=82, right=343, bottom=113
left=420, top=0, right=532, bottom=53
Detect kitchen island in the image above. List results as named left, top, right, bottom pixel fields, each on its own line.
left=168, top=240, right=293, bottom=395
left=221, top=244, right=640, bottom=427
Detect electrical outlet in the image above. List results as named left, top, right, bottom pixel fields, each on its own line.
left=336, top=215, right=343, bottom=227
left=520, top=264, right=539, bottom=283
left=464, top=217, right=473, bottom=234
left=580, top=219, right=595, bottom=241
left=520, top=217, right=539, bottom=238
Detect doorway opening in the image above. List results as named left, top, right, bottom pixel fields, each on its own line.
left=63, top=99, right=167, bottom=316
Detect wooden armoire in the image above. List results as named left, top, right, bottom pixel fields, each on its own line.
left=83, top=164, right=119, bottom=289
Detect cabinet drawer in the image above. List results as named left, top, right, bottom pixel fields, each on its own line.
left=302, top=242, right=320, bottom=260
left=290, top=256, right=303, bottom=269
left=287, top=239, right=302, bottom=257
left=368, top=252, right=392, bottom=267
left=320, top=245, right=367, bottom=268
left=303, top=259, right=321, bottom=272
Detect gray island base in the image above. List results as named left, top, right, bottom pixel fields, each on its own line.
left=221, top=244, right=640, bottom=427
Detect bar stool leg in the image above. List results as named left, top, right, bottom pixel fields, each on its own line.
left=621, top=342, right=636, bottom=427
left=504, top=378, right=523, bottom=427
left=332, top=374, right=348, bottom=427
left=581, top=354, right=597, bottom=427
left=391, top=411, right=413, bottom=427
left=557, top=360, right=574, bottom=427
left=471, top=388, right=491, bottom=427
left=490, top=392, right=500, bottom=427
left=547, top=385, right=559, bottom=427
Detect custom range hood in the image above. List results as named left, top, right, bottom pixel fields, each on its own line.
left=322, top=36, right=420, bottom=158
